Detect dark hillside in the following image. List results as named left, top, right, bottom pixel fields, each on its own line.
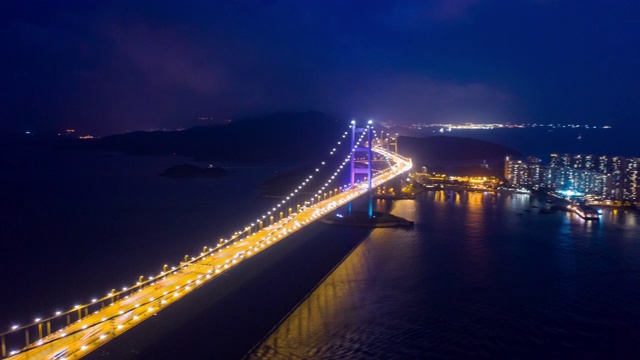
left=58, top=112, right=347, bottom=162
left=398, top=135, right=520, bottom=169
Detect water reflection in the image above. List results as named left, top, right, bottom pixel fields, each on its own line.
left=252, top=199, right=422, bottom=360
left=393, top=196, right=418, bottom=222
left=252, top=190, right=640, bottom=359
left=373, top=198, right=393, bottom=213
left=462, top=192, right=489, bottom=285
left=601, top=208, right=638, bottom=227
left=250, top=228, right=372, bottom=359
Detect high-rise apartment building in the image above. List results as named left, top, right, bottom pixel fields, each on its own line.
left=504, top=153, right=639, bottom=203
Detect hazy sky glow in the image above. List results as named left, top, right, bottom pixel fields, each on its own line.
left=2, top=0, right=639, bottom=135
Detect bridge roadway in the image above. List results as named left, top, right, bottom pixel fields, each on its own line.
left=6, top=147, right=411, bottom=360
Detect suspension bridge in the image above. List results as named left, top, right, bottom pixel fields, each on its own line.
left=1, top=120, right=412, bottom=360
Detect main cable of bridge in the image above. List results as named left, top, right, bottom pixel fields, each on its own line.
left=0, top=121, right=414, bottom=360
left=261, top=126, right=369, bottom=243
left=372, top=129, right=394, bottom=170
left=0, top=121, right=362, bottom=359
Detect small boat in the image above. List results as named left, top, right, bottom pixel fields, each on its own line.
left=567, top=204, right=600, bottom=220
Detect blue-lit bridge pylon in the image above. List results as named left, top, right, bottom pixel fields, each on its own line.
left=1, top=121, right=412, bottom=360
left=349, top=119, right=374, bottom=217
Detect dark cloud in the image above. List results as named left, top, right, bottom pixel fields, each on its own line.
left=1, top=0, right=639, bottom=135
left=108, top=22, right=228, bottom=96
left=325, top=73, right=516, bottom=124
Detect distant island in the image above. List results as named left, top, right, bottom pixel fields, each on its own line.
left=161, top=164, right=228, bottom=178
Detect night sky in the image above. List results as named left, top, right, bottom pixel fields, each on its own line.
left=2, top=0, right=639, bottom=135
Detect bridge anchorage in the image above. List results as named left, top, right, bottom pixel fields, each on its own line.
left=1, top=120, right=412, bottom=360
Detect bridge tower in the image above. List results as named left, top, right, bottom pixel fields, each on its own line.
left=349, top=120, right=374, bottom=218
left=388, top=134, right=398, bottom=153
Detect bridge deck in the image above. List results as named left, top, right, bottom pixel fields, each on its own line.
left=5, top=147, right=411, bottom=360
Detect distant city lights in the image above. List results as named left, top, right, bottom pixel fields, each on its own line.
left=409, top=122, right=613, bottom=131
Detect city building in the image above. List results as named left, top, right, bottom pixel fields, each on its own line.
left=504, top=154, right=640, bottom=204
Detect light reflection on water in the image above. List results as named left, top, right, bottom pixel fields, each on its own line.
left=252, top=190, right=640, bottom=359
